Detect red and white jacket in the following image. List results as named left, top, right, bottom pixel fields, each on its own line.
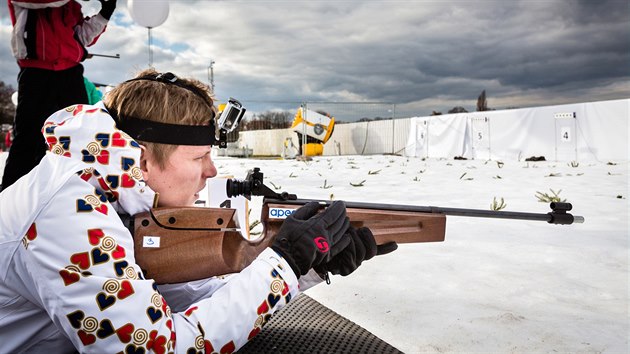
left=0, top=103, right=303, bottom=353
left=9, top=0, right=109, bottom=70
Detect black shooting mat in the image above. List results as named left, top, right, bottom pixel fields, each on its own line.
left=237, top=294, right=403, bottom=354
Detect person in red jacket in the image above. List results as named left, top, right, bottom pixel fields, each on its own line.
left=1, top=0, right=116, bottom=191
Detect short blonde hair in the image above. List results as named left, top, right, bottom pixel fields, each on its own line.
left=103, top=69, right=217, bottom=168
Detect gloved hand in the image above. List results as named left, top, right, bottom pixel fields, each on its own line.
left=271, top=201, right=351, bottom=278
left=315, top=227, right=397, bottom=276
left=99, top=0, right=117, bottom=20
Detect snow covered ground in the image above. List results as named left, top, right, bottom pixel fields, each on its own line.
left=1, top=152, right=628, bottom=353
left=207, top=155, right=628, bottom=353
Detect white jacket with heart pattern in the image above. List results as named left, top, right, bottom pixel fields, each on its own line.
left=0, top=103, right=300, bottom=353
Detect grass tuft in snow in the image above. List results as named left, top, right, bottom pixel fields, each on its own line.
left=535, top=189, right=566, bottom=203
left=459, top=172, right=474, bottom=180
left=350, top=180, right=366, bottom=187
left=491, top=197, right=507, bottom=211
left=545, top=172, right=562, bottom=177
left=320, top=180, right=333, bottom=189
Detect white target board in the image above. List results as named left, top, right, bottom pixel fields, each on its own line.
left=471, top=116, right=491, bottom=160
left=554, top=112, right=577, bottom=161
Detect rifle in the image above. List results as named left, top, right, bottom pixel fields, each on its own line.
left=132, top=168, right=584, bottom=284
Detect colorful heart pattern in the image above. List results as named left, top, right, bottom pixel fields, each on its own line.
left=42, top=120, right=70, bottom=156
left=43, top=105, right=186, bottom=352
left=62, top=252, right=290, bottom=352
left=112, top=131, right=127, bottom=148
left=45, top=106, right=145, bottom=211
left=246, top=269, right=292, bottom=344
left=61, top=228, right=135, bottom=288
left=44, top=105, right=137, bottom=165
left=66, top=316, right=174, bottom=352
left=59, top=269, right=81, bottom=286
left=62, top=238, right=176, bottom=350
left=81, top=149, right=110, bottom=165
left=21, top=223, right=38, bottom=249
left=87, top=229, right=105, bottom=246
left=147, top=330, right=167, bottom=354
left=76, top=189, right=110, bottom=215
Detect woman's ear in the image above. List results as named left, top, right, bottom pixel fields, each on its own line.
left=139, top=144, right=150, bottom=182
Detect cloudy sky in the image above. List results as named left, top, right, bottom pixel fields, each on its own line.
left=1, top=0, right=628, bottom=119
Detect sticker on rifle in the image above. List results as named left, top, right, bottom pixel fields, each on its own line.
left=143, top=236, right=161, bottom=248
left=268, top=208, right=297, bottom=219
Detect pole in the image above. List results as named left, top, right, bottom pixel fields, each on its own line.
left=148, top=27, right=153, bottom=67
left=391, top=103, right=396, bottom=155
left=301, top=102, right=307, bottom=158
left=208, top=60, right=215, bottom=92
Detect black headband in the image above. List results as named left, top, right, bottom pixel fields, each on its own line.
left=110, top=72, right=216, bottom=146
left=115, top=116, right=216, bottom=145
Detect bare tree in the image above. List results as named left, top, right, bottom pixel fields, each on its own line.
left=448, top=106, right=468, bottom=114
left=242, top=111, right=293, bottom=131
left=476, top=90, right=489, bottom=112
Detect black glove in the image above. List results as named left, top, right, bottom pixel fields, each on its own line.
left=271, top=201, right=351, bottom=278
left=99, top=0, right=117, bottom=20
left=315, top=227, right=397, bottom=276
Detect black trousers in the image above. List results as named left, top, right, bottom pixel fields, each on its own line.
left=1, top=65, right=88, bottom=189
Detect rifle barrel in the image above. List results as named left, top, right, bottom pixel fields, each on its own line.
left=265, top=198, right=584, bottom=225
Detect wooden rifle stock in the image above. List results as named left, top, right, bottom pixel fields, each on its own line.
left=133, top=203, right=446, bottom=284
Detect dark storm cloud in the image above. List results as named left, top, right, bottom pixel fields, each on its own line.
left=0, top=0, right=628, bottom=117
left=369, top=1, right=629, bottom=102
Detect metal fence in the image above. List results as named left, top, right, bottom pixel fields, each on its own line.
left=233, top=101, right=415, bottom=157
left=301, top=101, right=396, bottom=123
left=230, top=101, right=406, bottom=156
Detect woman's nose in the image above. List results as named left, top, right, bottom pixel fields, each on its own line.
left=204, top=157, right=218, bottom=178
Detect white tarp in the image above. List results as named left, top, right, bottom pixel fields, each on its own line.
left=404, top=99, right=628, bottom=162
left=237, top=99, right=627, bottom=161
left=579, top=99, right=628, bottom=161
left=405, top=113, right=471, bottom=159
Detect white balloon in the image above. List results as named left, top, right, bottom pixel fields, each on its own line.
left=128, top=0, right=169, bottom=28
left=11, top=91, right=17, bottom=107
